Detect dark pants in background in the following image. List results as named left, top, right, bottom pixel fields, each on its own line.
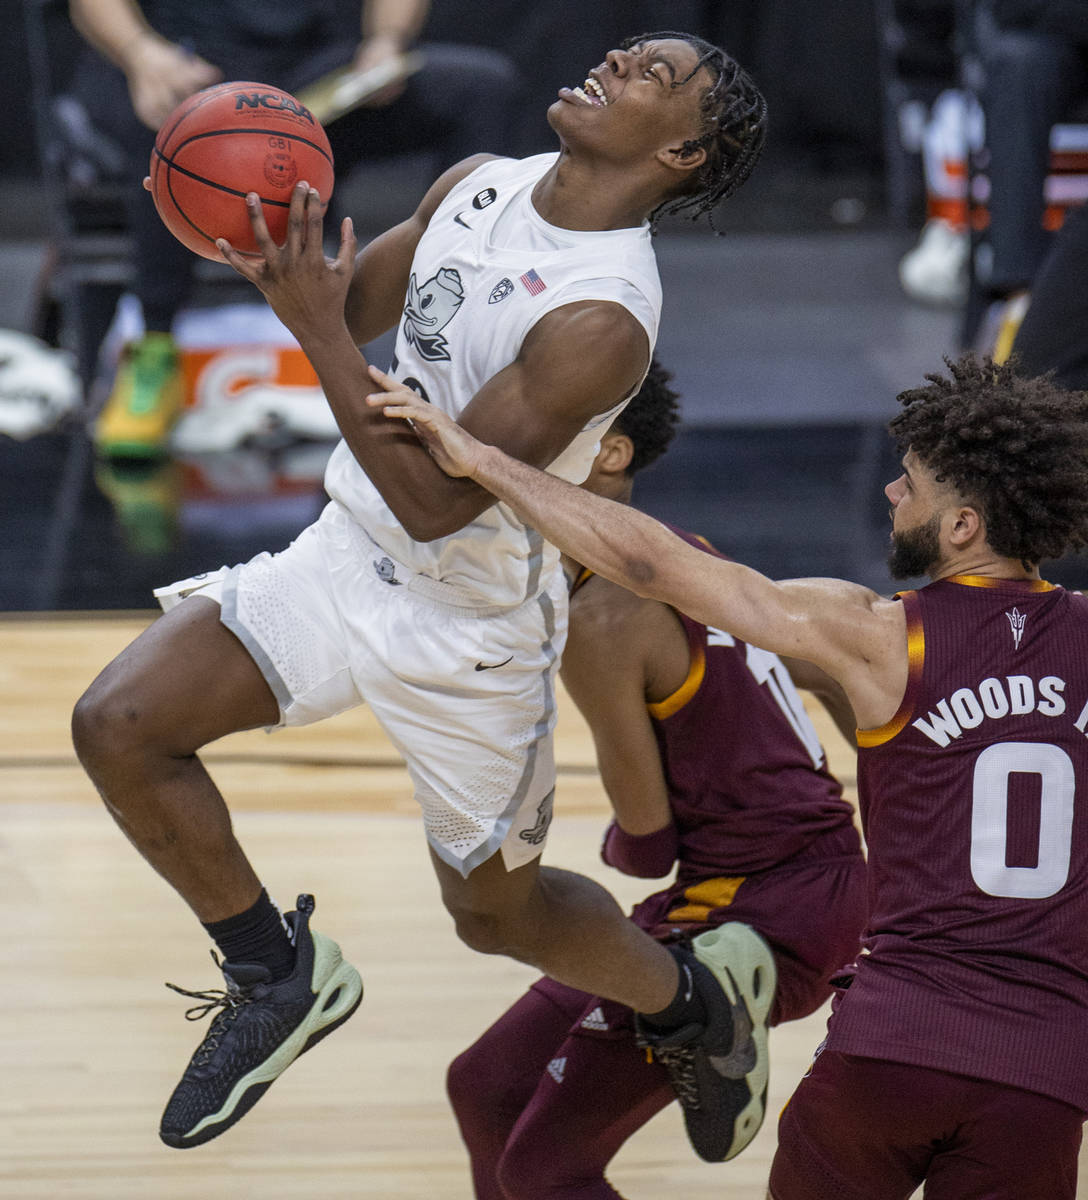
left=1012, top=201, right=1088, bottom=389
left=974, top=1, right=1088, bottom=296
left=73, top=27, right=520, bottom=332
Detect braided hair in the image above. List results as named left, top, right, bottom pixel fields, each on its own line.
left=622, top=31, right=768, bottom=231
left=611, top=358, right=682, bottom=474
left=890, top=355, right=1088, bottom=565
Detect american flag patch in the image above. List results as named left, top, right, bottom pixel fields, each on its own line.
left=519, top=268, right=547, bottom=296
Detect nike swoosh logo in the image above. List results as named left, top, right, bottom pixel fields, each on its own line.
left=475, top=656, right=514, bottom=671
left=454, top=212, right=471, bottom=228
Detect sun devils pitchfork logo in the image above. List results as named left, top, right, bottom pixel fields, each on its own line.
left=1006, top=606, right=1026, bottom=649
left=402, top=267, right=464, bottom=362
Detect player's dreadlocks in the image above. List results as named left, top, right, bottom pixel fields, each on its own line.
left=612, top=358, right=682, bottom=475
left=889, top=354, right=1088, bottom=565
left=622, top=31, right=767, bottom=232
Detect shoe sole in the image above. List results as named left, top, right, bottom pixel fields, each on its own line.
left=161, top=931, right=363, bottom=1148
left=94, top=440, right=172, bottom=459
left=691, top=923, right=776, bottom=1161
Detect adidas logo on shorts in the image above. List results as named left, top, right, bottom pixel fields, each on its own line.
left=547, top=1056, right=566, bottom=1083
left=580, top=1006, right=609, bottom=1031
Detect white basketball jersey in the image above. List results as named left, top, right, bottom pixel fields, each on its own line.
left=323, top=153, right=663, bottom=607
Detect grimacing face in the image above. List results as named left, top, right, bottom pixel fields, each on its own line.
left=548, top=38, right=713, bottom=165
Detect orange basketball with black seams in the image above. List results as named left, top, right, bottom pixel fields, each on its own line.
left=149, top=81, right=335, bottom=262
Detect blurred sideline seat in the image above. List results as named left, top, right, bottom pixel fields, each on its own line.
left=24, top=0, right=132, bottom=390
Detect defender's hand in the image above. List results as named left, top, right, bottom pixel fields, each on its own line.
left=366, top=366, right=484, bottom=479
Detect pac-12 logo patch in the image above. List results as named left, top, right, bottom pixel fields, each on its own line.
left=472, top=188, right=497, bottom=209
left=489, top=278, right=515, bottom=304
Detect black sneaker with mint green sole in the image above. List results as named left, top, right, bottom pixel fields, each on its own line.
left=159, top=893, right=363, bottom=1149
left=635, top=923, right=776, bottom=1163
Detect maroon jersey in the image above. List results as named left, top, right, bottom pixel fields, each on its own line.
left=647, top=529, right=855, bottom=880
left=827, top=575, right=1088, bottom=1111
left=572, top=528, right=865, bottom=1023
left=576, top=529, right=860, bottom=932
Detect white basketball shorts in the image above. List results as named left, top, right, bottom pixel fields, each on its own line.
left=154, top=501, right=567, bottom=877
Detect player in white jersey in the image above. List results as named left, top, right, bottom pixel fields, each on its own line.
left=72, top=32, right=769, bottom=1157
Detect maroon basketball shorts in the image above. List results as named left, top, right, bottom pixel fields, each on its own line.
left=633, top=834, right=867, bottom=1027
left=770, top=1050, right=1085, bottom=1200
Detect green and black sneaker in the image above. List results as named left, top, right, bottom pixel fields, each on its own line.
left=94, top=331, right=184, bottom=458
left=636, top=923, right=776, bottom=1163
left=159, top=894, right=363, bottom=1149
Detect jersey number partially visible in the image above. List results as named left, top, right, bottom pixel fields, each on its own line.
left=970, top=740, right=1074, bottom=899
left=709, top=628, right=825, bottom=768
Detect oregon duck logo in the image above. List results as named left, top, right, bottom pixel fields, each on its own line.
left=373, top=556, right=401, bottom=585
left=518, top=792, right=554, bottom=846
left=402, top=268, right=464, bottom=362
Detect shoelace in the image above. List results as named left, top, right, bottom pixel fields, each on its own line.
left=650, top=1042, right=701, bottom=1110
left=165, top=953, right=252, bottom=1067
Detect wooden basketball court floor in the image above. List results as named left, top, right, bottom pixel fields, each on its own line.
left=2, top=615, right=1086, bottom=1198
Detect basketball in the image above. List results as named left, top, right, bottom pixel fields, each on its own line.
left=149, top=81, right=335, bottom=262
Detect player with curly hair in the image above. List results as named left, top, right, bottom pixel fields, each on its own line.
left=447, top=361, right=866, bottom=1196
left=369, top=354, right=1088, bottom=1200
left=888, top=355, right=1088, bottom=567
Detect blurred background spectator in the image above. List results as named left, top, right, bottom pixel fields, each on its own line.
left=6, top=0, right=1088, bottom=610
left=876, top=0, right=972, bottom=306
left=66, top=0, right=522, bottom=459
left=1011, top=199, right=1088, bottom=390
left=972, top=0, right=1088, bottom=309
left=879, top=0, right=1088, bottom=358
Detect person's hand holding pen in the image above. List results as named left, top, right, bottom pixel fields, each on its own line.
left=121, top=33, right=222, bottom=129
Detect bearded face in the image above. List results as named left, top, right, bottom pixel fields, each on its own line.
left=888, top=512, right=942, bottom=579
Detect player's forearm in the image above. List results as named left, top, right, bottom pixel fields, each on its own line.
left=467, top=443, right=808, bottom=653
left=301, top=327, right=491, bottom=537
left=470, top=445, right=703, bottom=605
left=70, top=0, right=158, bottom=68
left=361, top=0, right=428, bottom=45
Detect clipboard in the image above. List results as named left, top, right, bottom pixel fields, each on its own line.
left=296, top=51, right=425, bottom=125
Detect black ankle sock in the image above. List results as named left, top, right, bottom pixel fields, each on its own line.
left=640, top=947, right=708, bottom=1030
left=202, top=888, right=295, bottom=981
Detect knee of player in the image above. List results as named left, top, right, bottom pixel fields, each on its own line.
left=445, top=1047, right=476, bottom=1112
left=446, top=1043, right=501, bottom=1120
left=71, top=674, right=164, bottom=766
left=444, top=894, right=537, bottom=959
left=447, top=903, right=517, bottom=956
